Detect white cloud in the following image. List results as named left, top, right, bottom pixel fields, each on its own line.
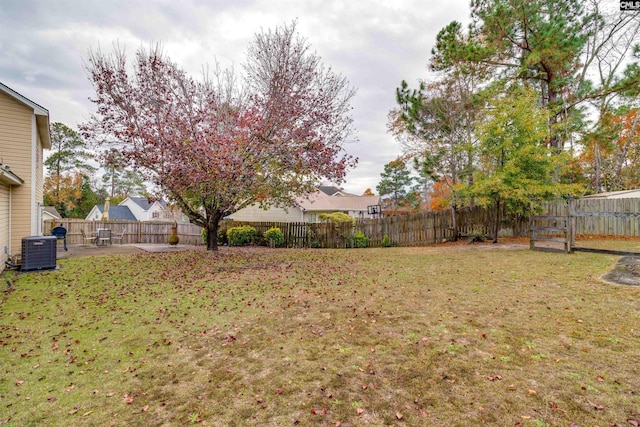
left=0, top=0, right=471, bottom=195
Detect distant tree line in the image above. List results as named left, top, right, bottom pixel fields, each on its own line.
left=43, top=122, right=148, bottom=218
left=382, top=0, right=640, bottom=241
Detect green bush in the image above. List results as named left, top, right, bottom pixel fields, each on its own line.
left=382, top=234, right=392, bottom=247
left=347, top=230, right=369, bottom=248
left=319, top=212, right=356, bottom=225
left=201, top=228, right=227, bottom=246
left=226, top=225, right=258, bottom=246
left=264, top=227, right=285, bottom=248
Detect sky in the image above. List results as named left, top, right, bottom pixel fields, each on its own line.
left=0, top=0, right=471, bottom=195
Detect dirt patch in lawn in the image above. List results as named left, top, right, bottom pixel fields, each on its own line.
left=601, top=256, right=640, bottom=286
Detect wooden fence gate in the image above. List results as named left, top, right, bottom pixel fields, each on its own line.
left=531, top=198, right=640, bottom=256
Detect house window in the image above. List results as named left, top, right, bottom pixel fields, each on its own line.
left=152, top=211, right=160, bottom=219
left=308, top=213, right=317, bottom=223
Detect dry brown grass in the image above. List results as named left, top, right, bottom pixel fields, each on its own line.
left=1, top=244, right=639, bottom=426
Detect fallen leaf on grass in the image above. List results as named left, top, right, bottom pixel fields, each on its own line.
left=65, top=384, right=75, bottom=392
left=396, top=411, right=403, bottom=420
left=356, top=408, right=364, bottom=415
left=486, top=375, right=502, bottom=381
left=142, top=405, right=149, bottom=412
left=627, top=419, right=639, bottom=427
left=587, top=401, right=604, bottom=410
left=549, top=401, right=565, bottom=413
left=15, top=380, right=24, bottom=386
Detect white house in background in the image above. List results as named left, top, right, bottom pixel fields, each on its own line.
left=85, top=204, right=137, bottom=221
left=42, top=206, right=62, bottom=224
left=119, top=197, right=166, bottom=221
left=227, top=187, right=381, bottom=223
left=85, top=196, right=189, bottom=222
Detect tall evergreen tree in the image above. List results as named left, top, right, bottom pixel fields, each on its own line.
left=44, top=122, right=95, bottom=215
left=376, top=158, right=414, bottom=209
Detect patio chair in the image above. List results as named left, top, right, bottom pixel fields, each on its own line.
left=80, top=229, right=97, bottom=247
left=51, top=226, right=68, bottom=251
left=97, top=228, right=112, bottom=247
left=111, top=230, right=126, bottom=245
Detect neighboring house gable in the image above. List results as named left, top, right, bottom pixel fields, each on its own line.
left=85, top=205, right=137, bottom=221
left=119, top=196, right=165, bottom=221
left=0, top=82, right=50, bottom=271
left=42, top=206, right=62, bottom=224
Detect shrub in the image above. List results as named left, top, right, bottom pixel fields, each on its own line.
left=226, top=225, right=258, bottom=246
left=201, top=228, right=227, bottom=246
left=318, top=212, right=356, bottom=225
left=264, top=227, right=285, bottom=248
left=382, top=234, right=392, bottom=247
left=347, top=230, right=369, bottom=248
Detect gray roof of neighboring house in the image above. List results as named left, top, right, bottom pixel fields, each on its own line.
left=127, top=197, right=166, bottom=210
left=42, top=206, right=62, bottom=219
left=319, top=186, right=357, bottom=197
left=96, top=205, right=137, bottom=221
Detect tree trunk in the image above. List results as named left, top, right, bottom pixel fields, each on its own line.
left=206, top=211, right=224, bottom=251
left=206, top=221, right=219, bottom=251
left=493, top=198, right=500, bottom=244
left=450, top=204, right=458, bottom=242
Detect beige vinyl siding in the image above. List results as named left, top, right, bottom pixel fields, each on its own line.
left=0, top=90, right=35, bottom=250
left=228, top=203, right=304, bottom=222
left=35, top=130, right=44, bottom=234
left=0, top=183, right=8, bottom=270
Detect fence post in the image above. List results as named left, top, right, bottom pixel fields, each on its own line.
left=568, top=197, right=575, bottom=253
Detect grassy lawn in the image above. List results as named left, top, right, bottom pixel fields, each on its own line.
left=1, top=245, right=639, bottom=426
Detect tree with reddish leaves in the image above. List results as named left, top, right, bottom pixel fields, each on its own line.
left=82, top=22, right=357, bottom=250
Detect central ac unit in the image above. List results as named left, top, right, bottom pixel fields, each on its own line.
left=21, top=236, right=57, bottom=271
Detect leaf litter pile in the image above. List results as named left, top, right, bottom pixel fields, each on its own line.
left=1, top=246, right=639, bottom=426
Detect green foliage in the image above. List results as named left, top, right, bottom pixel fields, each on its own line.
left=376, top=158, right=414, bottom=208
left=45, top=122, right=95, bottom=176
left=201, top=228, right=226, bottom=246
left=472, top=86, right=583, bottom=213
left=318, top=212, right=356, bottom=225
left=381, top=234, right=392, bottom=247
left=347, top=230, right=369, bottom=248
left=226, top=226, right=258, bottom=246
left=264, top=227, right=285, bottom=248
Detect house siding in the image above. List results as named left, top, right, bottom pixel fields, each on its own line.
left=228, top=204, right=304, bottom=222
left=34, top=126, right=44, bottom=234
left=0, top=90, right=34, bottom=252
left=0, top=183, right=8, bottom=268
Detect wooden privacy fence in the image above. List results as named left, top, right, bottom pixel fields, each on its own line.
left=532, top=198, right=640, bottom=254
left=44, top=219, right=204, bottom=246
left=224, top=205, right=525, bottom=248
left=539, top=198, right=640, bottom=237
left=45, top=205, right=527, bottom=249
